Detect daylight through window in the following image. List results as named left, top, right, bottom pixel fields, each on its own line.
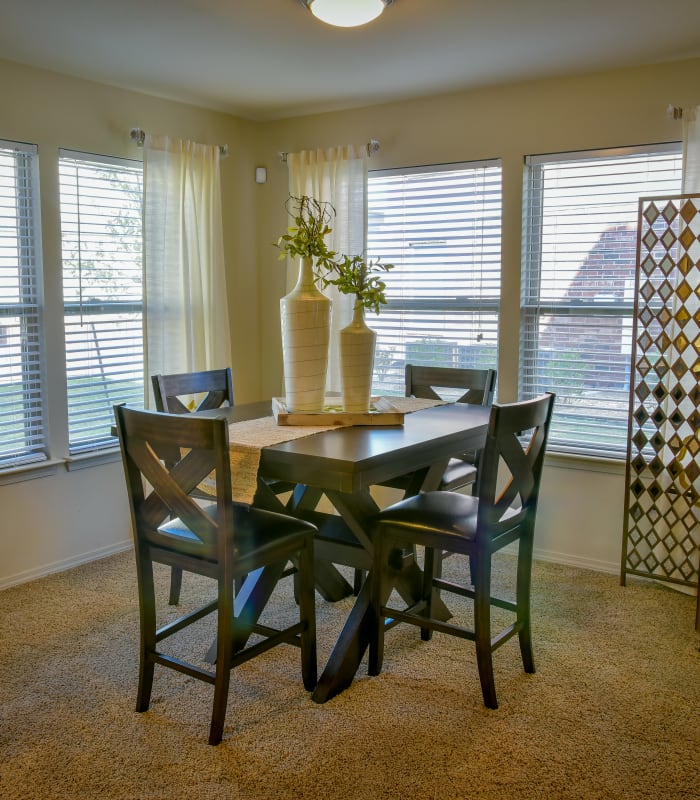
left=0, top=141, right=45, bottom=468
left=59, top=151, right=144, bottom=454
left=521, top=143, right=683, bottom=458
left=367, top=161, right=502, bottom=396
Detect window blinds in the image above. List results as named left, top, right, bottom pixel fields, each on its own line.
left=59, top=150, right=143, bottom=454
left=521, top=143, right=683, bottom=458
left=0, top=142, right=45, bottom=468
left=367, top=161, right=502, bottom=395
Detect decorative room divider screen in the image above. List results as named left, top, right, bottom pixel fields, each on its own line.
left=621, top=193, right=700, bottom=631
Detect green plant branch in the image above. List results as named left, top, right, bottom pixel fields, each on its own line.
left=321, top=254, right=394, bottom=315
left=274, top=195, right=337, bottom=278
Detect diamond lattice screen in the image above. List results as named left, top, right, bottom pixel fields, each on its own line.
left=622, top=194, right=700, bottom=620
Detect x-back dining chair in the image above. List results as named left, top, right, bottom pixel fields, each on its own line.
left=151, top=368, right=234, bottom=415
left=114, top=404, right=317, bottom=745
left=377, top=365, right=496, bottom=496
left=151, top=367, right=295, bottom=603
left=151, top=368, right=236, bottom=604
left=405, top=364, right=497, bottom=493
left=353, top=365, right=498, bottom=596
left=368, top=392, right=555, bottom=711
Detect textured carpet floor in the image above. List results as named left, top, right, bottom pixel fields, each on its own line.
left=1, top=550, right=698, bottom=800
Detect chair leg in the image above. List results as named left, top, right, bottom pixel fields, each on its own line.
left=516, top=532, right=536, bottom=674
left=209, top=579, right=234, bottom=746
left=353, top=568, right=364, bottom=595
left=421, top=546, right=436, bottom=641
left=168, top=566, right=183, bottom=605
left=136, top=559, right=156, bottom=712
left=297, top=543, right=318, bottom=691
left=473, top=551, right=498, bottom=709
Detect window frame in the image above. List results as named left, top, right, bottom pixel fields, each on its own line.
left=367, top=159, right=503, bottom=395
left=0, top=139, right=48, bottom=473
left=520, top=142, right=683, bottom=459
left=58, top=149, right=144, bottom=456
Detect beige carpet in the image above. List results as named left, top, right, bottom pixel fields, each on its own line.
left=1, top=550, right=698, bottom=800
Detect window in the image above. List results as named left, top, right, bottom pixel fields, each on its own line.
left=59, top=151, right=143, bottom=454
left=521, top=143, right=683, bottom=458
left=0, top=141, right=45, bottom=469
left=367, top=161, right=502, bottom=395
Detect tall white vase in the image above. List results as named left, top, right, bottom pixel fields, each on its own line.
left=280, top=257, right=331, bottom=412
left=340, top=301, right=377, bottom=413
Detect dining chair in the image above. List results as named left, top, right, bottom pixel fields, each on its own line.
left=151, top=369, right=235, bottom=604
left=114, top=404, right=317, bottom=745
left=368, top=392, right=555, bottom=710
left=407, top=364, right=496, bottom=492
left=151, top=367, right=294, bottom=604
left=353, top=365, right=497, bottom=595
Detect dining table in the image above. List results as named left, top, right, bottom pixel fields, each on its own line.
left=198, top=397, right=491, bottom=704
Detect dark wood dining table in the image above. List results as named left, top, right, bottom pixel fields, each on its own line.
left=202, top=398, right=490, bottom=704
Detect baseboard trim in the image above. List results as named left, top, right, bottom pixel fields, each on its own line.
left=498, top=543, right=619, bottom=576
left=0, top=539, right=133, bottom=591
left=1, top=539, right=621, bottom=593
left=533, top=546, right=619, bottom=575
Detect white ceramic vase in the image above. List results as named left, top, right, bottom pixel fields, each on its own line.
left=340, top=301, right=377, bottom=413
left=280, top=257, right=331, bottom=412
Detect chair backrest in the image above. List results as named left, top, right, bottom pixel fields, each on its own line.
left=151, top=368, right=234, bottom=414
left=114, top=404, right=233, bottom=562
left=475, top=393, right=555, bottom=544
left=405, top=365, right=496, bottom=406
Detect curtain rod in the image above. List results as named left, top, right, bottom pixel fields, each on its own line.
left=278, top=139, right=380, bottom=163
left=129, top=128, right=229, bottom=157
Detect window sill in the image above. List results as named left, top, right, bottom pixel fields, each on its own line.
left=0, top=459, right=63, bottom=486
left=545, top=450, right=625, bottom=476
left=64, top=448, right=122, bottom=471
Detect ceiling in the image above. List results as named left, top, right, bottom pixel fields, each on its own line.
left=2, top=0, right=700, bottom=121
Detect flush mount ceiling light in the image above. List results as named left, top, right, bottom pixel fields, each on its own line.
left=301, top=0, right=394, bottom=28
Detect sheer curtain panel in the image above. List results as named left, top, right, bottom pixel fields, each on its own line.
left=683, top=106, right=700, bottom=192
left=287, top=144, right=367, bottom=391
left=143, top=135, right=231, bottom=401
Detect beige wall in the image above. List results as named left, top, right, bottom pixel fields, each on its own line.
left=1, top=56, right=699, bottom=588
left=0, top=59, right=261, bottom=587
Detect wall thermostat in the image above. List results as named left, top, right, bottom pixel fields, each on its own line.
left=255, top=167, right=267, bottom=184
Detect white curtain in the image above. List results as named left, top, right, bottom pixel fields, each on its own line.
left=287, top=144, right=367, bottom=391
left=682, top=105, right=700, bottom=192
left=142, top=134, right=231, bottom=405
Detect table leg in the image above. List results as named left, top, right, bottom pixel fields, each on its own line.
left=309, top=489, right=451, bottom=703
left=255, top=479, right=354, bottom=601
left=312, top=577, right=374, bottom=703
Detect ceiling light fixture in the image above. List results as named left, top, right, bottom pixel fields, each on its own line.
left=301, top=0, right=394, bottom=29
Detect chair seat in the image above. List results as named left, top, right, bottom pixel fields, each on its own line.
left=380, top=490, right=521, bottom=549
left=157, top=503, right=316, bottom=565
left=378, top=491, right=479, bottom=549
left=438, top=458, right=478, bottom=491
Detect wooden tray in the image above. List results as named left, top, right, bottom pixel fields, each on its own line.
left=272, top=397, right=404, bottom=427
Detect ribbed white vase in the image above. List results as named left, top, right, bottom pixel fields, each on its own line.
left=280, top=257, right=331, bottom=412
left=340, top=301, right=376, bottom=413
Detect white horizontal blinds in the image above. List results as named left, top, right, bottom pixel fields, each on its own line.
left=367, top=161, right=502, bottom=395
left=521, top=143, right=683, bottom=457
left=0, top=142, right=45, bottom=468
left=59, top=150, right=143, bottom=454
